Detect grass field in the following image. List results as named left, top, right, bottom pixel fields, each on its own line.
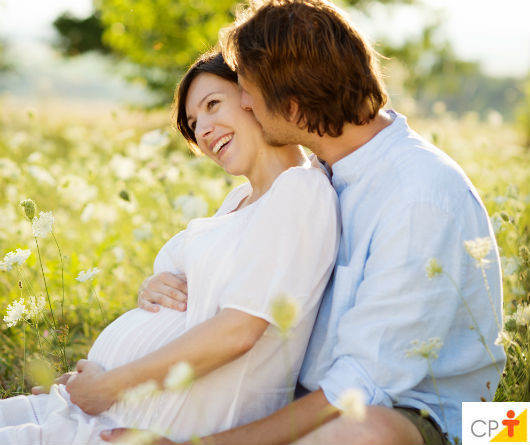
left=1, top=96, right=528, bottom=408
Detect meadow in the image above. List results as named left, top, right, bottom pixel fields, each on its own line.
left=0, top=96, right=528, bottom=408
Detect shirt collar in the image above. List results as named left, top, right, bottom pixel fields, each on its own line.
left=331, top=110, right=406, bottom=192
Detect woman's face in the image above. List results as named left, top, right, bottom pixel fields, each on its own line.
left=185, top=73, right=266, bottom=176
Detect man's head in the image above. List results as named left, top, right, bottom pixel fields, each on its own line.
left=222, top=0, right=388, bottom=141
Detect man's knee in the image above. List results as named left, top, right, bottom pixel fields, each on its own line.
left=294, top=405, right=424, bottom=445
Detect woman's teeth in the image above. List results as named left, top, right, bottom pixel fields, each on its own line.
left=213, top=135, right=233, bottom=154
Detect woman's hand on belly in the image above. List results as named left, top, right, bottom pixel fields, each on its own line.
left=138, top=272, right=188, bottom=312
left=66, top=359, right=119, bottom=415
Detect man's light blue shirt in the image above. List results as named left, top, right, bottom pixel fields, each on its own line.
left=299, top=111, right=506, bottom=443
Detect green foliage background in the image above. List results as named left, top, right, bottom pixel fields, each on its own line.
left=0, top=0, right=528, bottom=435
left=0, top=100, right=528, bottom=406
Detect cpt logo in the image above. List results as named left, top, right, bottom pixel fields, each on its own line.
left=462, top=402, right=529, bottom=444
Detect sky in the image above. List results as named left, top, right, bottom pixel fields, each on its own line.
left=0, top=0, right=528, bottom=78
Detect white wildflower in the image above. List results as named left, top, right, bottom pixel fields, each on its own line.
left=173, top=195, right=208, bottom=222
left=164, top=166, right=180, bottom=183
left=120, top=380, right=159, bottom=403
left=500, top=256, right=519, bottom=276
left=270, top=294, right=300, bottom=334
left=133, top=129, right=170, bottom=160
left=489, top=214, right=503, bottom=234
left=110, top=154, right=136, bottom=180
left=80, top=203, right=118, bottom=224
left=164, top=362, right=195, bottom=391
left=26, top=295, right=46, bottom=320
left=32, top=211, right=54, bottom=238
left=1, top=248, right=31, bottom=271
left=76, top=267, right=101, bottom=283
left=8, top=131, right=28, bottom=150
left=405, top=337, right=443, bottom=361
left=0, top=157, right=21, bottom=179
left=464, top=237, right=493, bottom=267
left=4, top=298, right=27, bottom=327
left=140, top=129, right=170, bottom=149
left=133, top=224, right=153, bottom=241
left=112, top=246, right=125, bottom=262
left=27, top=152, right=44, bottom=163
left=494, top=331, right=513, bottom=348
left=493, top=196, right=508, bottom=205
left=27, top=165, right=56, bottom=186
left=59, top=175, right=98, bottom=209
left=337, top=388, right=366, bottom=421
left=425, top=258, right=443, bottom=279
left=137, top=168, right=157, bottom=186
left=486, top=110, right=503, bottom=127
left=508, top=304, right=530, bottom=327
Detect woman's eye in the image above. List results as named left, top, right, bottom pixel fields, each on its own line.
left=207, top=99, right=219, bottom=110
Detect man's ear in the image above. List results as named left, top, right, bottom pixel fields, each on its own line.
left=287, top=99, right=302, bottom=124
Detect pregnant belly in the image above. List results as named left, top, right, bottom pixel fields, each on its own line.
left=88, top=307, right=187, bottom=370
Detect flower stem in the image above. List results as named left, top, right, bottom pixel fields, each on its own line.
left=52, top=233, right=65, bottom=322
left=480, top=263, right=501, bottom=332
left=34, top=236, right=68, bottom=371
left=34, top=237, right=57, bottom=330
left=91, top=286, right=107, bottom=325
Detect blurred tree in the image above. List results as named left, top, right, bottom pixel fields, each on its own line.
left=379, top=22, right=526, bottom=121
left=53, top=12, right=110, bottom=56
left=0, top=40, right=12, bottom=72
left=53, top=0, right=416, bottom=102
left=516, top=77, right=530, bottom=147
left=51, top=0, right=523, bottom=121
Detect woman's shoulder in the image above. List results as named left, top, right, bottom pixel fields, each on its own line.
left=272, top=164, right=336, bottom=198
left=214, top=181, right=252, bottom=216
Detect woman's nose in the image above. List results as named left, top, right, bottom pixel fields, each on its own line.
left=196, top=118, right=214, bottom=140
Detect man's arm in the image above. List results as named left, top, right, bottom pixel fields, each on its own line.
left=101, top=389, right=340, bottom=445
left=200, top=389, right=339, bottom=445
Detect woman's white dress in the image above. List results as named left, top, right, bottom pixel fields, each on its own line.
left=0, top=165, right=339, bottom=445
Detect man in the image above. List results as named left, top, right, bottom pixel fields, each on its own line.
left=103, top=0, right=505, bottom=443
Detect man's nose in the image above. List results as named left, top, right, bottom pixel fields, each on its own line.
left=240, top=91, right=252, bottom=111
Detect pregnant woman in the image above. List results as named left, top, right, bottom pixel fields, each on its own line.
left=0, top=51, right=340, bottom=444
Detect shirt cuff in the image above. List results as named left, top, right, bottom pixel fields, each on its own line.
left=319, top=355, right=393, bottom=408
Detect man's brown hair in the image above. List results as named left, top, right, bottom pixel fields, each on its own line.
left=222, top=0, right=388, bottom=137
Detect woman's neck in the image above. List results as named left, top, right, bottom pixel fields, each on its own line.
left=244, top=145, right=308, bottom=206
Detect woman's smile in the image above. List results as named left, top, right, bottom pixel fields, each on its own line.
left=211, top=133, right=233, bottom=154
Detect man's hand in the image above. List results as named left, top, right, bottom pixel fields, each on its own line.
left=100, top=428, right=176, bottom=444
left=66, top=360, right=118, bottom=415
left=31, top=371, right=77, bottom=395
left=138, top=272, right=188, bottom=312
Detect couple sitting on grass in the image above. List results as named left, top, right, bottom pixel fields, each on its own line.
left=0, top=1, right=505, bottom=444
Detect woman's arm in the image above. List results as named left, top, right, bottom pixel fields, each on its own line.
left=32, top=272, right=188, bottom=396
left=100, top=389, right=339, bottom=444
left=66, top=308, right=269, bottom=414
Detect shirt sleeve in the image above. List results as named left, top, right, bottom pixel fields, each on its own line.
left=218, top=167, right=340, bottom=329
left=319, top=198, right=479, bottom=408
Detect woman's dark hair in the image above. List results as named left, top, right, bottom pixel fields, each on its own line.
left=173, top=50, right=238, bottom=153
left=222, top=0, right=388, bottom=137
